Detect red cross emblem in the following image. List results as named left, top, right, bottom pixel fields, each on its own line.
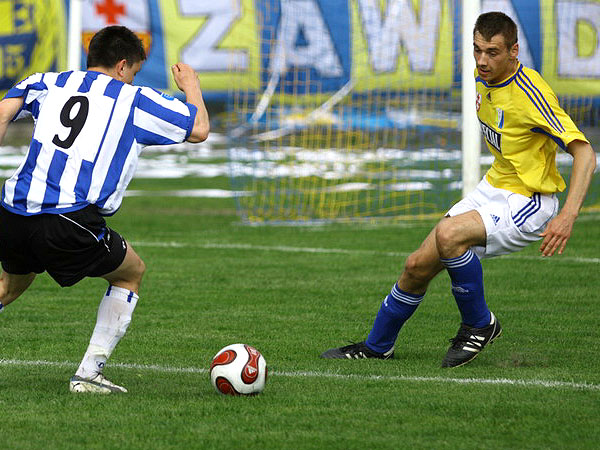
left=95, top=0, right=126, bottom=24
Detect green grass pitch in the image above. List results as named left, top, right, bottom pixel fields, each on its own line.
left=1, top=176, right=599, bottom=449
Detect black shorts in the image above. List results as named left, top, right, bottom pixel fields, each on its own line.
left=0, top=205, right=127, bottom=287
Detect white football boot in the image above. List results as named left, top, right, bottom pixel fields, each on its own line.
left=69, top=374, right=128, bottom=394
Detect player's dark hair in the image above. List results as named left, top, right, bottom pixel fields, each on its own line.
left=474, top=12, right=518, bottom=49
left=86, top=25, right=146, bottom=69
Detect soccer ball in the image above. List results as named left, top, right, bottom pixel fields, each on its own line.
left=210, top=344, right=267, bottom=395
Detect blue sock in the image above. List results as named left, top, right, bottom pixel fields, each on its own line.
left=366, top=284, right=424, bottom=353
left=441, top=249, right=491, bottom=328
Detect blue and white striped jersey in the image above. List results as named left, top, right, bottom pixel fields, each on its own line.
left=1, top=70, right=197, bottom=216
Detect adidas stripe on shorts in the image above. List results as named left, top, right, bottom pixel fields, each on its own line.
left=447, top=176, right=559, bottom=258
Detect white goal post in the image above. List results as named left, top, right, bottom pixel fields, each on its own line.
left=67, top=0, right=83, bottom=71
left=462, top=0, right=482, bottom=197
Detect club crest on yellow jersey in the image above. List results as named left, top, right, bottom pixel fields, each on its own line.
left=496, top=108, right=504, bottom=129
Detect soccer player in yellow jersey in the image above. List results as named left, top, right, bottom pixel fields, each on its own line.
left=322, top=12, right=596, bottom=367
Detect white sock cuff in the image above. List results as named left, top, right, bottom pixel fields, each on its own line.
left=105, top=285, right=139, bottom=307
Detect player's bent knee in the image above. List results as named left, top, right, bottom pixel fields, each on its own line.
left=123, top=247, right=145, bottom=280
left=101, top=253, right=145, bottom=293
left=403, top=252, right=421, bottom=276
left=125, top=257, right=145, bottom=289
left=403, top=252, right=431, bottom=282
left=134, top=257, right=146, bottom=280
left=435, top=220, right=461, bottom=255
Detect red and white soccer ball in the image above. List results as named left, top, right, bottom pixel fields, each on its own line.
left=210, top=344, right=267, bottom=396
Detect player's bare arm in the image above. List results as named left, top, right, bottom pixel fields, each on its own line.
left=0, top=97, right=24, bottom=145
left=539, top=139, right=596, bottom=257
left=171, top=62, right=210, bottom=143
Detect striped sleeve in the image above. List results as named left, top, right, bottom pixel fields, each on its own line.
left=515, top=68, right=588, bottom=149
left=2, top=73, right=51, bottom=121
left=133, top=87, right=197, bottom=146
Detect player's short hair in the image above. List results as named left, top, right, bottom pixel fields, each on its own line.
left=87, top=25, right=146, bottom=69
left=474, top=12, right=518, bottom=49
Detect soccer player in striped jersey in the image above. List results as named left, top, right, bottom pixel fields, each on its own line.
left=0, top=26, right=209, bottom=393
left=322, top=12, right=596, bottom=367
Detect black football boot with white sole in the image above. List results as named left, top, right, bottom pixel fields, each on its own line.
left=320, top=341, right=394, bottom=359
left=441, top=311, right=502, bottom=368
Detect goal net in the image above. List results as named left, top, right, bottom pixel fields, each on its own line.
left=227, top=0, right=599, bottom=224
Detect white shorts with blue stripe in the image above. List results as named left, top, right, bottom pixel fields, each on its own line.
left=446, top=176, right=559, bottom=259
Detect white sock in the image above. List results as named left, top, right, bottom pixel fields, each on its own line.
left=75, top=286, right=139, bottom=379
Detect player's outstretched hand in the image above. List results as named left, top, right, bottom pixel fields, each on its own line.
left=171, top=62, right=200, bottom=94
left=538, top=211, right=576, bottom=257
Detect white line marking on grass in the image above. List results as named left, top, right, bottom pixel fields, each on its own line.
left=125, top=189, right=252, bottom=198
left=276, top=370, right=600, bottom=391
left=132, top=241, right=410, bottom=258
left=131, top=241, right=600, bottom=264
left=1, top=359, right=598, bottom=392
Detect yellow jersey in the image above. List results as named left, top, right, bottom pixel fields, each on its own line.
left=475, top=63, right=588, bottom=197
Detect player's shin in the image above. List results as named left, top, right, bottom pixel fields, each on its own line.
left=441, top=249, right=490, bottom=328
left=75, top=286, right=139, bottom=379
left=366, top=283, right=423, bottom=353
